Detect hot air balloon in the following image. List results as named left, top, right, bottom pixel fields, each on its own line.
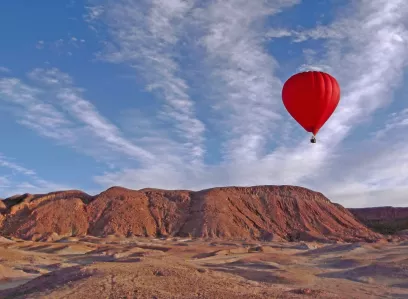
left=282, top=71, right=340, bottom=143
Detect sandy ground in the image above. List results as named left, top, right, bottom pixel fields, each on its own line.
left=0, top=236, right=407, bottom=299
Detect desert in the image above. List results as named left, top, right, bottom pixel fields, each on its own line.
left=0, top=185, right=407, bottom=299
left=2, top=0, right=408, bottom=298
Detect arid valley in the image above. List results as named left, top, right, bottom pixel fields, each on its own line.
left=0, top=186, right=407, bottom=298
left=1, top=236, right=408, bottom=298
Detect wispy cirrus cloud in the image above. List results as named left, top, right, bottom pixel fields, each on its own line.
left=35, top=37, right=86, bottom=56
left=0, top=77, right=78, bottom=142
left=265, top=25, right=345, bottom=42
left=317, top=121, right=408, bottom=207
left=0, top=153, right=70, bottom=197
left=1, top=64, right=204, bottom=194
left=28, top=68, right=73, bottom=85
left=197, top=0, right=299, bottom=162
left=0, top=68, right=155, bottom=165
left=84, top=0, right=301, bottom=190
left=0, top=154, right=36, bottom=176
left=88, top=0, right=206, bottom=166
left=322, top=1, right=407, bottom=150
left=374, top=108, right=408, bottom=139
left=0, top=66, right=176, bottom=195
left=84, top=5, right=104, bottom=23
left=56, top=88, right=155, bottom=162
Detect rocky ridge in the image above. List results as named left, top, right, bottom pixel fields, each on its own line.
left=0, top=185, right=382, bottom=242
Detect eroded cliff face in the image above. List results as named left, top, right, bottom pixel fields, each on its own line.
left=176, top=186, right=380, bottom=242
left=0, top=191, right=92, bottom=241
left=0, top=185, right=382, bottom=242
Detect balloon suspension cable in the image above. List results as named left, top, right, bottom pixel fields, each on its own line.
left=310, top=135, right=317, bottom=144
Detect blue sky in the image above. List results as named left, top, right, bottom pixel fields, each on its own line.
left=1, top=0, right=408, bottom=208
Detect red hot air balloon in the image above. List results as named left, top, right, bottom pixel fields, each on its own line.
left=282, top=71, right=340, bottom=143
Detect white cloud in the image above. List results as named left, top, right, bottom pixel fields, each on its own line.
left=319, top=130, right=408, bottom=207
left=90, top=0, right=205, bottom=165
left=373, top=108, right=408, bottom=139
left=34, top=38, right=86, bottom=56
left=297, top=64, right=332, bottom=73
left=265, top=24, right=346, bottom=43
left=84, top=5, right=104, bottom=22
left=197, top=0, right=299, bottom=162
left=0, top=77, right=78, bottom=142
left=265, top=28, right=292, bottom=39
left=86, top=0, right=302, bottom=191
left=0, top=69, right=155, bottom=165
left=1, top=66, right=207, bottom=196
left=0, top=67, right=10, bottom=73
left=28, top=68, right=73, bottom=85
left=0, top=67, right=173, bottom=195
left=0, top=154, right=36, bottom=176
left=0, top=153, right=69, bottom=197
left=55, top=86, right=155, bottom=162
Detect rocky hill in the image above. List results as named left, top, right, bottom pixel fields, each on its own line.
left=350, top=207, right=408, bottom=235
left=0, top=185, right=382, bottom=242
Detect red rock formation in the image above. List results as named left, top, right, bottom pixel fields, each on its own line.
left=86, top=187, right=191, bottom=237
left=0, top=191, right=92, bottom=240
left=350, top=207, right=408, bottom=221
left=179, top=186, right=380, bottom=242
left=350, top=207, right=408, bottom=235
left=0, top=185, right=382, bottom=242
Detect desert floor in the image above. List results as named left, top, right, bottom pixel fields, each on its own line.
left=0, top=236, right=407, bottom=299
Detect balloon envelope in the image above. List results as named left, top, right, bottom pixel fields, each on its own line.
left=282, top=71, right=340, bottom=136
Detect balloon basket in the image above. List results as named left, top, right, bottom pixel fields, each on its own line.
left=310, top=136, right=316, bottom=143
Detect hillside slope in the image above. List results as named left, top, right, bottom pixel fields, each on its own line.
left=0, top=185, right=382, bottom=242
left=350, top=207, right=408, bottom=235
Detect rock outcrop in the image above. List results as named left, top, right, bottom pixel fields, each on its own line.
left=0, top=185, right=382, bottom=242
left=350, top=207, right=408, bottom=235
